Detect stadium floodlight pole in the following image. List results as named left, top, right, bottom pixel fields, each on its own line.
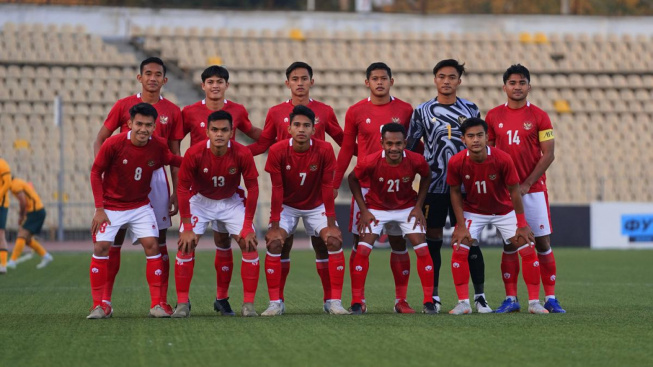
left=54, top=95, right=65, bottom=242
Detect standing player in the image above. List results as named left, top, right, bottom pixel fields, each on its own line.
left=446, top=117, right=547, bottom=314
left=174, top=110, right=260, bottom=318
left=348, top=123, right=436, bottom=314
left=0, top=158, right=11, bottom=273
left=182, top=65, right=262, bottom=147
left=406, top=59, right=490, bottom=313
left=88, top=103, right=182, bottom=319
left=247, top=61, right=345, bottom=305
left=261, top=105, right=348, bottom=316
left=334, top=62, right=415, bottom=313
left=486, top=64, right=565, bottom=313
left=93, top=57, right=183, bottom=314
left=6, top=178, right=53, bottom=270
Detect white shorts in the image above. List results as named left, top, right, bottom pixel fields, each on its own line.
left=95, top=204, right=159, bottom=243
left=364, top=208, right=426, bottom=237
left=149, top=167, right=171, bottom=230
left=277, top=204, right=331, bottom=237
left=350, top=188, right=402, bottom=236
left=180, top=192, right=254, bottom=236
left=522, top=191, right=552, bottom=237
left=464, top=210, right=516, bottom=245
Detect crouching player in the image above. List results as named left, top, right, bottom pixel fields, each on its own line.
left=447, top=117, right=548, bottom=314
left=174, top=110, right=260, bottom=318
left=88, top=103, right=182, bottom=319
left=262, top=105, right=348, bottom=316
left=348, top=123, right=437, bottom=315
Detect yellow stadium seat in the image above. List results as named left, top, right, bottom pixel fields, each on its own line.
left=289, top=28, right=305, bottom=41
left=554, top=100, right=571, bottom=113
left=519, top=32, right=533, bottom=43
left=207, top=56, right=222, bottom=66
left=534, top=33, right=548, bottom=44
left=13, top=139, right=31, bottom=150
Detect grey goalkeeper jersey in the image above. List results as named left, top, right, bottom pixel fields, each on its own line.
left=407, top=96, right=481, bottom=194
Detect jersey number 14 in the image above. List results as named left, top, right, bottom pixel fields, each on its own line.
left=507, top=130, right=520, bottom=145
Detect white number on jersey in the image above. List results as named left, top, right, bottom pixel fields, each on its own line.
left=507, top=130, right=521, bottom=145
left=387, top=179, right=400, bottom=192
left=299, top=172, right=307, bottom=186
left=212, top=176, right=225, bottom=187
left=134, top=167, right=142, bottom=181
left=474, top=180, right=487, bottom=194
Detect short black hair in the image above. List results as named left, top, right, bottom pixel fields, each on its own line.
left=201, top=65, right=230, bottom=83
left=366, top=62, right=392, bottom=80
left=286, top=62, right=313, bottom=79
left=289, top=105, right=315, bottom=125
left=460, top=117, right=488, bottom=135
left=433, top=59, right=465, bottom=77
left=381, top=123, right=406, bottom=138
left=207, top=110, right=233, bottom=129
left=129, top=102, right=158, bottom=120
left=140, top=57, right=166, bottom=76
left=503, top=64, right=530, bottom=84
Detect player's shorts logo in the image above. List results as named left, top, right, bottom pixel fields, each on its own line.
left=540, top=224, right=545, bottom=230
left=203, top=168, right=209, bottom=173
left=229, top=167, right=237, bottom=175
left=503, top=272, right=511, bottom=279
left=402, top=176, right=410, bottom=183
left=148, top=160, right=155, bottom=167
left=309, top=164, right=318, bottom=172
left=123, top=159, right=128, bottom=165
left=489, top=174, right=497, bottom=181
left=457, top=116, right=467, bottom=124
left=523, top=122, right=533, bottom=130
left=160, top=116, right=169, bottom=125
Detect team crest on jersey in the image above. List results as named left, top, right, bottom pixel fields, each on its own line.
left=489, top=174, right=497, bottom=181
left=315, top=117, right=320, bottom=124
left=365, top=118, right=371, bottom=124
left=228, top=167, right=237, bottom=174
left=200, top=122, right=205, bottom=128
left=402, top=176, right=410, bottom=183
left=203, top=168, right=208, bottom=173
left=309, top=164, right=318, bottom=172
left=148, top=160, right=155, bottom=167
left=123, top=159, right=128, bottom=165
left=392, top=117, right=400, bottom=124
left=286, top=165, right=291, bottom=170
left=379, top=177, right=384, bottom=182
left=458, top=116, right=467, bottom=124
left=498, top=123, right=504, bottom=128
left=465, top=175, right=470, bottom=180
left=160, top=116, right=169, bottom=125
left=523, top=122, right=533, bottom=130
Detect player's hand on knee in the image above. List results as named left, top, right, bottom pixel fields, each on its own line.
left=514, top=226, right=535, bottom=246
left=451, top=226, right=472, bottom=250
left=177, top=231, right=197, bottom=254
left=168, top=193, right=179, bottom=217
left=408, top=206, right=426, bottom=231
left=265, top=228, right=286, bottom=247
left=239, top=229, right=258, bottom=252
left=91, top=209, right=111, bottom=236
left=358, top=211, right=376, bottom=235
left=320, top=225, right=343, bottom=245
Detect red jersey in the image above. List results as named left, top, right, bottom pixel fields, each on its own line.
left=446, top=147, right=520, bottom=215
left=181, top=99, right=254, bottom=146
left=177, top=140, right=259, bottom=220
left=248, top=99, right=344, bottom=156
left=354, top=150, right=429, bottom=211
left=486, top=102, right=554, bottom=193
left=90, top=132, right=182, bottom=211
left=104, top=93, right=184, bottom=142
left=265, top=139, right=336, bottom=221
left=334, top=97, right=413, bottom=188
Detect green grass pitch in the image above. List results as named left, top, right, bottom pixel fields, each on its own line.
left=1, top=248, right=651, bottom=367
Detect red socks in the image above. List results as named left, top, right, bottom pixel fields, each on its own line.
left=214, top=247, right=233, bottom=299
left=265, top=252, right=282, bottom=302
left=390, top=250, right=410, bottom=301
left=501, top=250, right=520, bottom=298
left=538, top=249, right=557, bottom=297
left=350, top=243, right=372, bottom=305
left=316, top=259, right=331, bottom=302
left=90, top=255, right=109, bottom=308
left=145, top=254, right=164, bottom=308
left=241, top=251, right=260, bottom=303
left=451, top=245, right=470, bottom=301
left=279, top=259, right=290, bottom=301
left=519, top=245, right=541, bottom=301
left=159, top=244, right=170, bottom=305
left=414, top=244, right=434, bottom=304
left=102, top=245, right=121, bottom=302
left=328, top=250, right=345, bottom=301
left=174, top=252, right=195, bottom=304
